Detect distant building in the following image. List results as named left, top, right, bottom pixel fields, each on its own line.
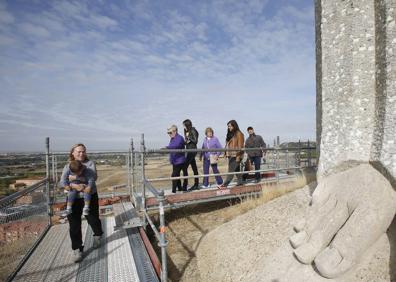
left=9, top=177, right=44, bottom=190
left=9, top=182, right=26, bottom=190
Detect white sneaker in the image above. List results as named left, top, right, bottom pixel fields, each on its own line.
left=73, top=249, right=83, bottom=263
left=82, top=207, right=90, bottom=216
left=93, top=236, right=101, bottom=248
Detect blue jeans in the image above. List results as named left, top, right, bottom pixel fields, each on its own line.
left=67, top=189, right=91, bottom=204
left=249, top=156, right=262, bottom=180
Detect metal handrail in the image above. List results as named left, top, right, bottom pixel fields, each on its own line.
left=139, top=146, right=316, bottom=154
left=144, top=179, right=161, bottom=198
left=44, top=146, right=315, bottom=156
left=143, top=209, right=161, bottom=242
left=146, top=166, right=300, bottom=182
left=48, top=151, right=132, bottom=156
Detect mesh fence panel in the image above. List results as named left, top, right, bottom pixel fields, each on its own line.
left=0, top=180, right=50, bottom=281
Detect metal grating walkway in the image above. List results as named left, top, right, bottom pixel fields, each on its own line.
left=13, top=215, right=159, bottom=282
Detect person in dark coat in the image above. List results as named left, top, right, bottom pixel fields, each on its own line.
left=166, top=125, right=187, bottom=193
left=60, top=143, right=103, bottom=263
left=182, top=119, right=200, bottom=191
left=245, top=126, right=266, bottom=182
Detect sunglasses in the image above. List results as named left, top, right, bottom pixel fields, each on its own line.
left=167, top=131, right=173, bottom=134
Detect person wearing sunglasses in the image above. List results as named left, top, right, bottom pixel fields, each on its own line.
left=166, top=125, right=188, bottom=193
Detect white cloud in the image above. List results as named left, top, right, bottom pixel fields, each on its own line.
left=90, top=14, right=118, bottom=29
left=18, top=23, right=50, bottom=38
left=0, top=0, right=316, bottom=151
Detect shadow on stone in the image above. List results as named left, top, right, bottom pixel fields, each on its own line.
left=370, top=161, right=396, bottom=191
left=299, top=167, right=317, bottom=196
left=388, top=215, right=396, bottom=282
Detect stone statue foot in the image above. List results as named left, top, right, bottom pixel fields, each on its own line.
left=289, top=230, right=308, bottom=248
left=314, top=246, right=352, bottom=278
left=290, top=164, right=396, bottom=278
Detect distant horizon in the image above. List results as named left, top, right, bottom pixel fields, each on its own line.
left=0, top=136, right=317, bottom=154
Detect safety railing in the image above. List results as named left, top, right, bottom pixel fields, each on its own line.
left=128, top=135, right=316, bottom=282
left=0, top=136, right=315, bottom=282
left=0, top=138, right=137, bottom=281
left=0, top=178, right=51, bottom=282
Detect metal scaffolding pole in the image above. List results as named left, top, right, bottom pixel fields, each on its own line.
left=45, top=137, right=52, bottom=225
left=307, top=139, right=312, bottom=167
left=126, top=150, right=131, bottom=195
left=130, top=138, right=135, bottom=201
left=158, top=190, right=168, bottom=281
left=140, top=134, right=147, bottom=226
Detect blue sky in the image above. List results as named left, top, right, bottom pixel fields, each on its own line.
left=0, top=0, right=315, bottom=152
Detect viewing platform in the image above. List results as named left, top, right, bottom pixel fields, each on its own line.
left=0, top=137, right=316, bottom=281
left=13, top=205, right=158, bottom=282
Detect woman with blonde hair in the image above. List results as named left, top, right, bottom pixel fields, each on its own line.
left=60, top=143, right=103, bottom=262
left=200, top=127, right=223, bottom=188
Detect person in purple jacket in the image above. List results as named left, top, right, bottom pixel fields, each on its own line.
left=166, top=125, right=188, bottom=193
left=199, top=127, right=223, bottom=188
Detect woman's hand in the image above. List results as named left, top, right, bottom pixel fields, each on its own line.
left=69, top=175, right=77, bottom=181
left=72, top=184, right=86, bottom=192
left=83, top=186, right=91, bottom=194
left=69, top=175, right=85, bottom=182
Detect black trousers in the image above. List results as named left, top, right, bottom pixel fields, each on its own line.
left=172, top=163, right=188, bottom=192
left=67, top=193, right=103, bottom=250
left=183, top=153, right=199, bottom=188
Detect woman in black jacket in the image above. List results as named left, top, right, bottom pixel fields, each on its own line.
left=183, top=119, right=200, bottom=191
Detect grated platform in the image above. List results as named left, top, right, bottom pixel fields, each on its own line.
left=12, top=213, right=156, bottom=282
